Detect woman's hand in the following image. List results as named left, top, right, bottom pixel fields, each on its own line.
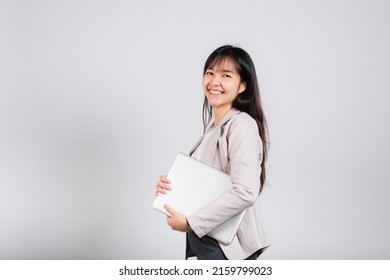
left=155, top=175, right=172, bottom=196
left=155, top=176, right=191, bottom=232
left=164, top=204, right=191, bottom=232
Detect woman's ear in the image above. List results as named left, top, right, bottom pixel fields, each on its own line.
left=238, top=82, right=247, bottom=94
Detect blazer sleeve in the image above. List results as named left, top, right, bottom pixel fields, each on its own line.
left=187, top=114, right=262, bottom=238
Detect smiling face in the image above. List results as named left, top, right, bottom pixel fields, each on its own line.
left=203, top=58, right=246, bottom=115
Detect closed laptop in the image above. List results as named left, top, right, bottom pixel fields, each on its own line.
left=152, top=153, right=246, bottom=245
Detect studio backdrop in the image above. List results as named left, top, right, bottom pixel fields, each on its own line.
left=1, top=0, right=389, bottom=259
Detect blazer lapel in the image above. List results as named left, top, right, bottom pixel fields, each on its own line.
left=219, top=108, right=241, bottom=127
left=189, top=108, right=241, bottom=166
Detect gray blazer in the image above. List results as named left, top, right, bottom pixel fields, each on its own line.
left=187, top=108, right=272, bottom=260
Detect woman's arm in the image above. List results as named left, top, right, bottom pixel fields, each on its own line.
left=188, top=114, right=262, bottom=238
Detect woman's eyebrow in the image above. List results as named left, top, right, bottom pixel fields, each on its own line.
left=208, top=67, right=234, bottom=73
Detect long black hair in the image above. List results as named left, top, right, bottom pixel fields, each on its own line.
left=202, top=45, right=269, bottom=191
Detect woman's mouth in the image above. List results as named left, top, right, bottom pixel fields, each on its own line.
left=209, top=90, right=223, bottom=95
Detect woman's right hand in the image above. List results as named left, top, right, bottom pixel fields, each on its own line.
left=155, top=175, right=172, bottom=196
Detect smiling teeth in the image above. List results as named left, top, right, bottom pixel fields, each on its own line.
left=210, top=90, right=222, bottom=95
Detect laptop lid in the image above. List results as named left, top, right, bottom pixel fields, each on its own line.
left=152, top=153, right=246, bottom=245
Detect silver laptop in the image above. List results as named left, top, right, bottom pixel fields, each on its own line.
left=152, top=153, right=247, bottom=245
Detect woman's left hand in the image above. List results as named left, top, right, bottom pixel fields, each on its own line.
left=164, top=204, right=191, bottom=232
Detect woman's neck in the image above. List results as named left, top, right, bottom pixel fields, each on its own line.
left=212, top=105, right=232, bottom=128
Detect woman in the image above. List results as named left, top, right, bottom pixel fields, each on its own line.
left=156, top=45, right=271, bottom=260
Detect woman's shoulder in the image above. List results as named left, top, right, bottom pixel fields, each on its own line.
left=221, top=110, right=259, bottom=140
left=222, top=110, right=262, bottom=154
left=227, top=111, right=257, bottom=130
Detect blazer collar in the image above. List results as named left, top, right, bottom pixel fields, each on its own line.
left=203, top=107, right=241, bottom=133
left=217, top=107, right=241, bottom=128
left=189, top=108, right=242, bottom=164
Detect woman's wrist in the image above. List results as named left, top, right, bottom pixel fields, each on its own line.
left=186, top=217, right=192, bottom=231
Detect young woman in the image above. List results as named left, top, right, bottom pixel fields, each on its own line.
left=156, top=45, right=271, bottom=260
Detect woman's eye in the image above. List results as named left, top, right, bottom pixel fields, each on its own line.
left=205, top=71, right=213, bottom=75
left=223, top=74, right=231, bottom=78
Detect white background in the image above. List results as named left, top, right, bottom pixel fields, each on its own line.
left=1, top=0, right=389, bottom=259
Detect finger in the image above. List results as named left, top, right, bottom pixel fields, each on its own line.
left=160, top=175, right=171, bottom=184
left=163, top=183, right=172, bottom=191
left=157, top=181, right=172, bottom=192
left=164, top=204, right=175, bottom=217
left=156, top=183, right=168, bottom=194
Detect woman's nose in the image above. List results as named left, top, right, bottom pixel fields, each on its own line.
left=211, top=75, right=220, bottom=86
